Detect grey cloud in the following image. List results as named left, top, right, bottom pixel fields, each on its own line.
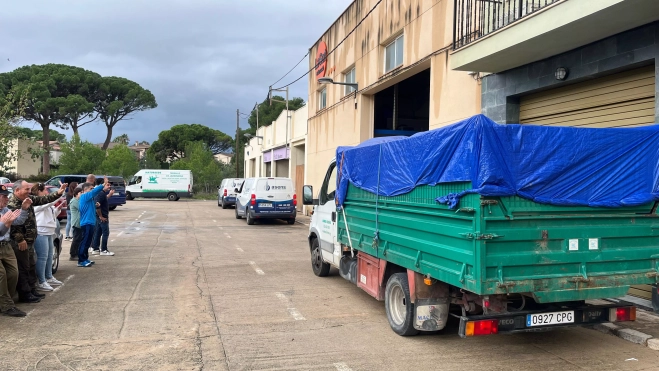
left=1, top=0, right=351, bottom=143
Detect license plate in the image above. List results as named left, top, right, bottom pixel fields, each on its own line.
left=259, top=203, right=273, bottom=208
left=527, top=311, right=574, bottom=327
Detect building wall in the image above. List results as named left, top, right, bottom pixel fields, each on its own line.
left=8, top=139, right=41, bottom=177
left=306, top=0, right=481, bottom=192
left=244, top=105, right=308, bottom=181
left=481, top=21, right=659, bottom=123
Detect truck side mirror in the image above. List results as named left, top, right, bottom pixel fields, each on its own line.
left=234, top=187, right=241, bottom=193
left=303, top=185, right=317, bottom=205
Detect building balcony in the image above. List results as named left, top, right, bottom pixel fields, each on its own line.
left=451, top=0, right=659, bottom=73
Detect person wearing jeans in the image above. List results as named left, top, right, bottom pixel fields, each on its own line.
left=68, top=188, right=82, bottom=261
left=78, top=180, right=109, bottom=267
left=31, top=183, right=63, bottom=292
left=92, top=188, right=114, bottom=256
left=64, top=181, right=78, bottom=240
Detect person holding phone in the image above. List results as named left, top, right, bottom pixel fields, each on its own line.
left=31, top=183, right=63, bottom=291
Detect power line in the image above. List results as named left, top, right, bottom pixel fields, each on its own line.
left=272, top=0, right=383, bottom=90
left=271, top=52, right=309, bottom=87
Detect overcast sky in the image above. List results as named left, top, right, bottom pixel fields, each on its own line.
left=0, top=0, right=352, bottom=144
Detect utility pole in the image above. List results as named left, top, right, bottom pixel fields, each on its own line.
left=235, top=109, right=239, bottom=177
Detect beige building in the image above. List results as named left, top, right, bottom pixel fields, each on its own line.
left=129, top=141, right=151, bottom=159
left=244, top=105, right=308, bottom=210
left=7, top=139, right=41, bottom=178
left=214, top=153, right=233, bottom=165
left=306, top=0, right=482, bottom=192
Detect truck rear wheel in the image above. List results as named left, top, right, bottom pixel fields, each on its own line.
left=385, top=273, right=419, bottom=336
left=167, top=192, right=177, bottom=201
left=126, top=192, right=133, bottom=201
left=310, top=238, right=330, bottom=277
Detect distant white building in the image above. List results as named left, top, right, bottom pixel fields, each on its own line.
left=214, top=153, right=233, bottom=165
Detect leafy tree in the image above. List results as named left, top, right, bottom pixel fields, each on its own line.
left=95, top=76, right=157, bottom=150
left=149, top=124, right=233, bottom=163
left=246, top=95, right=305, bottom=134
left=99, top=144, right=139, bottom=179
left=57, top=134, right=105, bottom=175
left=16, top=127, right=66, bottom=142
left=0, top=89, right=34, bottom=174
left=112, top=133, right=130, bottom=145
left=0, top=64, right=101, bottom=174
left=139, top=152, right=163, bottom=169
left=59, top=93, right=98, bottom=136
left=170, top=141, right=233, bottom=194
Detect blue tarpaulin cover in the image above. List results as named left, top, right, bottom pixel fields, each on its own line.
left=336, top=114, right=659, bottom=208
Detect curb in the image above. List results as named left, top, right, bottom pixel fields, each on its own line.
left=593, top=322, right=656, bottom=350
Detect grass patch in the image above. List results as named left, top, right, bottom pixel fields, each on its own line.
left=193, top=193, right=218, bottom=200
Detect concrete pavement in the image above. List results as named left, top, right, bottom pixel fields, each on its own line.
left=1, top=200, right=659, bottom=370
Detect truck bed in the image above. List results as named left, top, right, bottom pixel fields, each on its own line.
left=338, top=182, right=659, bottom=303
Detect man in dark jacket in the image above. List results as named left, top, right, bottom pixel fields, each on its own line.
left=8, top=180, right=67, bottom=303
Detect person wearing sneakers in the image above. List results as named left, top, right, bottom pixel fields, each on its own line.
left=77, top=180, right=110, bottom=267
left=31, top=183, right=64, bottom=292
left=8, top=180, right=67, bottom=303
left=64, top=181, right=78, bottom=241
left=0, top=185, right=30, bottom=317
left=91, top=186, right=115, bottom=257
left=68, top=188, right=82, bottom=261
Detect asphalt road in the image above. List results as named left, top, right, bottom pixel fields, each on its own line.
left=1, top=200, right=659, bottom=371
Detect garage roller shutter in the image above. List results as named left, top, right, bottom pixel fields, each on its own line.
left=520, top=65, right=655, bottom=128
left=520, top=65, right=656, bottom=300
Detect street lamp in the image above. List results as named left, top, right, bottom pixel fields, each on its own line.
left=318, top=77, right=358, bottom=108
left=318, top=77, right=358, bottom=92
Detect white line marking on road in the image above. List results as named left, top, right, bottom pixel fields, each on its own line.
left=334, top=363, right=353, bottom=371
left=111, top=239, right=115, bottom=242
left=236, top=247, right=244, bottom=252
left=50, top=274, right=74, bottom=294
left=249, top=261, right=265, bottom=275
left=19, top=309, right=35, bottom=322
left=224, top=233, right=231, bottom=239
left=117, top=231, right=124, bottom=237
left=287, top=308, right=306, bottom=321
left=275, top=292, right=306, bottom=321
left=213, top=220, right=217, bottom=222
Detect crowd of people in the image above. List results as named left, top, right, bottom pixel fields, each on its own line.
left=0, top=174, right=114, bottom=317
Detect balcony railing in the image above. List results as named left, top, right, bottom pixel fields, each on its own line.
left=453, top=0, right=563, bottom=50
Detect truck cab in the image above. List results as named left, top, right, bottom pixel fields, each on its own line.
left=305, top=159, right=340, bottom=273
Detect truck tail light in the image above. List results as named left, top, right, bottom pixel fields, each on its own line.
left=251, top=194, right=256, bottom=206
left=465, top=320, right=498, bottom=336
left=610, top=307, right=636, bottom=322
left=293, top=194, right=297, bottom=206
left=223, top=189, right=227, bottom=197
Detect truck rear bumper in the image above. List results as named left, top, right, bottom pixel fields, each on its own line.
left=458, top=303, right=636, bottom=337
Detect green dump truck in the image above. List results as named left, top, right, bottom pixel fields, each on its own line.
left=302, top=116, right=659, bottom=337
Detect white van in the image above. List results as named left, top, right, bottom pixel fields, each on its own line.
left=126, top=169, right=193, bottom=201
left=217, top=178, right=244, bottom=209
left=235, top=177, right=297, bottom=225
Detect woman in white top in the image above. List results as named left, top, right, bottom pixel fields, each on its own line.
left=31, top=183, right=63, bottom=291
